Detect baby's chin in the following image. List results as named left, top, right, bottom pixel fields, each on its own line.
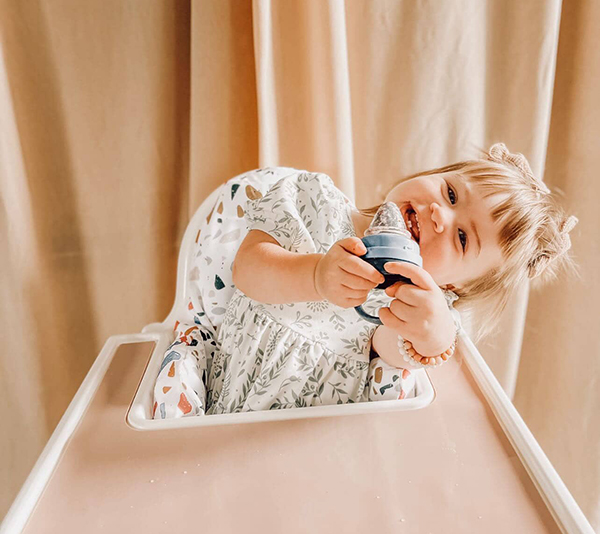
left=420, top=258, right=448, bottom=286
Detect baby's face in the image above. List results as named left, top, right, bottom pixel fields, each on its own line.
left=384, top=171, right=504, bottom=288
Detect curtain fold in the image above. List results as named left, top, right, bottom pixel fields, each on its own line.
left=0, top=0, right=192, bottom=515
left=0, top=0, right=597, bottom=529
left=0, top=39, right=47, bottom=517
left=190, top=0, right=258, bottom=211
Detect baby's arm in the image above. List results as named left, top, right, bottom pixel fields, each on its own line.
left=233, top=230, right=384, bottom=306
left=233, top=229, right=323, bottom=303
left=371, top=324, right=405, bottom=367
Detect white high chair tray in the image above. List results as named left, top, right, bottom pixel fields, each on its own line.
left=126, top=335, right=435, bottom=430
left=1, top=332, right=594, bottom=534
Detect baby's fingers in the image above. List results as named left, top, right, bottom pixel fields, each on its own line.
left=339, top=269, right=379, bottom=291
left=378, top=307, right=408, bottom=334
left=341, top=287, right=370, bottom=300
left=385, top=283, right=420, bottom=306
left=337, top=237, right=367, bottom=257
left=341, top=254, right=385, bottom=285
left=385, top=281, right=407, bottom=297
left=384, top=261, right=436, bottom=291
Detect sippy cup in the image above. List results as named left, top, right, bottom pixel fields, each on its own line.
left=354, top=201, right=422, bottom=324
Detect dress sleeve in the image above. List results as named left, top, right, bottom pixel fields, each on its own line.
left=244, top=171, right=346, bottom=254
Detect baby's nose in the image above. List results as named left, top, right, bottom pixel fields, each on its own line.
left=430, top=202, right=451, bottom=233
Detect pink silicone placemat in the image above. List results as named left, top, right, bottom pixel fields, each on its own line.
left=23, top=341, right=560, bottom=533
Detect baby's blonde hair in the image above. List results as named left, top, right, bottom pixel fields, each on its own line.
left=360, top=143, right=579, bottom=342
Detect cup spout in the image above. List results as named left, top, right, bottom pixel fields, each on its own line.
left=364, top=201, right=411, bottom=238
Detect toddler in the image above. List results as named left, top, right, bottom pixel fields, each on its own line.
left=153, top=143, right=577, bottom=417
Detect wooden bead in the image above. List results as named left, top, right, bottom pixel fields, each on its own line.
left=422, top=357, right=429, bottom=365
left=407, top=348, right=416, bottom=356
left=440, top=353, right=448, bottom=361
left=404, top=340, right=413, bottom=348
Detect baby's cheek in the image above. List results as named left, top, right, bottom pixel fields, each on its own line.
left=420, top=244, right=454, bottom=284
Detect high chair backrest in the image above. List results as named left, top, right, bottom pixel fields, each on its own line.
left=142, top=168, right=298, bottom=334
left=143, top=185, right=223, bottom=333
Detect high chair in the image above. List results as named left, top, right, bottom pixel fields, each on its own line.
left=1, top=170, right=594, bottom=534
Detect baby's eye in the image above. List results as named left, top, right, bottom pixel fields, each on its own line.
left=447, top=183, right=457, bottom=205
left=458, top=229, right=467, bottom=251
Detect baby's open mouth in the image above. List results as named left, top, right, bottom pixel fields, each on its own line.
left=404, top=205, right=421, bottom=243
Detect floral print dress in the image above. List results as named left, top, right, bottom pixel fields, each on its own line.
left=153, top=167, right=457, bottom=419
left=153, top=168, right=287, bottom=419
left=206, top=171, right=394, bottom=414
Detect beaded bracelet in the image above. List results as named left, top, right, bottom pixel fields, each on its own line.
left=398, top=318, right=461, bottom=369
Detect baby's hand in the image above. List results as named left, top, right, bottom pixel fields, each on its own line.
left=314, top=237, right=385, bottom=308
left=380, top=262, right=455, bottom=356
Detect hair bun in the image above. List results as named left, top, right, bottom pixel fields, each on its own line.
left=527, top=215, right=578, bottom=280
left=487, top=142, right=511, bottom=162
left=557, top=215, right=578, bottom=258
left=561, top=215, right=578, bottom=235
left=527, top=253, right=551, bottom=279
left=486, top=142, right=550, bottom=195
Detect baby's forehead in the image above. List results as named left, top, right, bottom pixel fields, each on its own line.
left=456, top=172, right=508, bottom=238
left=455, top=171, right=510, bottom=204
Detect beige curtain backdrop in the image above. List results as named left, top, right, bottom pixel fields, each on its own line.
left=0, top=0, right=597, bottom=528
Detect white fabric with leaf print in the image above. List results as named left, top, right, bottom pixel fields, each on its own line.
left=153, top=168, right=292, bottom=419
left=207, top=171, right=395, bottom=414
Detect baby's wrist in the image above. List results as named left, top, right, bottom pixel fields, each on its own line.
left=413, top=338, right=453, bottom=358
left=400, top=318, right=460, bottom=369
left=370, top=324, right=405, bottom=367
